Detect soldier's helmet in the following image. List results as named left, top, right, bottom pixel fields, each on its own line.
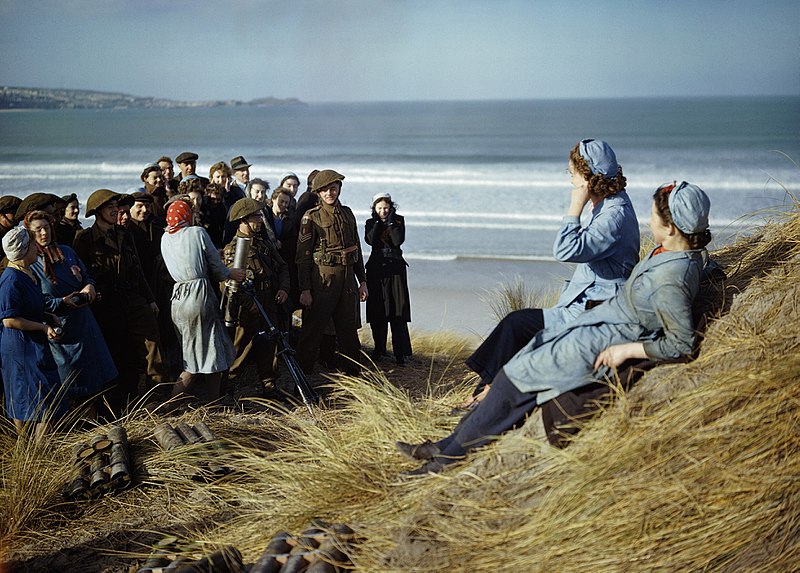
left=311, top=169, right=345, bottom=193
left=85, top=189, right=121, bottom=217
left=229, top=198, right=263, bottom=222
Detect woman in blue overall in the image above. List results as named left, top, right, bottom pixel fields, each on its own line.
left=0, top=227, right=65, bottom=437
left=464, top=139, right=640, bottom=405
left=399, top=181, right=712, bottom=474
left=25, top=210, right=117, bottom=412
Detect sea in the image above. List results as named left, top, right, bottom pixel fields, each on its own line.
left=1, top=96, right=798, bottom=261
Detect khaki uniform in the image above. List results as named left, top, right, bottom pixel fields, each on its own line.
left=295, top=201, right=366, bottom=374
left=223, top=231, right=290, bottom=382
left=73, top=223, right=166, bottom=411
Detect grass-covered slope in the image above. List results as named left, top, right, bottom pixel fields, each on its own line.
left=1, top=206, right=798, bottom=572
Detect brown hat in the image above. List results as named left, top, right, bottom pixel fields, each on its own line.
left=0, top=195, right=22, bottom=215
left=131, top=191, right=154, bottom=204
left=14, top=193, right=60, bottom=222
left=230, top=156, right=252, bottom=171
left=311, top=169, right=345, bottom=192
left=229, top=198, right=263, bottom=222
left=85, top=189, right=121, bottom=217
left=175, top=152, right=199, bottom=164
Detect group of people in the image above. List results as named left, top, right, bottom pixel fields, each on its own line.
left=0, top=153, right=413, bottom=435
left=397, top=139, right=716, bottom=475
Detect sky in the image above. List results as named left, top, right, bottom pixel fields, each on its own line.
left=1, top=0, right=798, bottom=103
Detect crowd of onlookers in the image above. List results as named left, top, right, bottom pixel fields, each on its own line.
left=0, top=152, right=412, bottom=436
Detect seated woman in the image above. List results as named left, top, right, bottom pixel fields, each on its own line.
left=464, top=139, right=640, bottom=405
left=0, top=227, right=65, bottom=437
left=398, top=181, right=712, bottom=475
left=25, top=211, right=117, bottom=414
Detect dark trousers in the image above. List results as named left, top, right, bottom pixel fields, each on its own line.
left=434, top=370, right=538, bottom=462
left=465, top=308, right=544, bottom=394
left=370, top=318, right=412, bottom=358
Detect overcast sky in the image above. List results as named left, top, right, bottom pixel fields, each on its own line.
left=1, top=0, right=798, bottom=102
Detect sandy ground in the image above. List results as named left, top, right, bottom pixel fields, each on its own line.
left=372, top=257, right=573, bottom=342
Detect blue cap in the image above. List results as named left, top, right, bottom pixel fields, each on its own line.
left=668, top=181, right=710, bottom=234
left=578, top=139, right=619, bottom=178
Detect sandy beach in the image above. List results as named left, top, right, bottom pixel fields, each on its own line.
left=391, top=257, right=573, bottom=342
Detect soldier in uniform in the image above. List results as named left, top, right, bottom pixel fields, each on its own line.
left=295, top=170, right=368, bottom=375
left=73, top=189, right=167, bottom=413
left=223, top=198, right=290, bottom=390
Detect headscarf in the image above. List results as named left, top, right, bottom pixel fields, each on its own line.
left=578, top=139, right=619, bottom=178
left=2, top=226, right=30, bottom=261
left=667, top=181, right=710, bottom=234
left=166, top=199, right=193, bottom=234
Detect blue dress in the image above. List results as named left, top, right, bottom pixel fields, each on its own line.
left=0, top=267, right=64, bottom=421
left=30, top=245, right=117, bottom=399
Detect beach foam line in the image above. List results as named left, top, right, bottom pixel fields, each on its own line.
left=405, top=253, right=555, bottom=263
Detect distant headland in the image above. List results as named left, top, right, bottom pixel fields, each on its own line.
left=0, top=86, right=306, bottom=110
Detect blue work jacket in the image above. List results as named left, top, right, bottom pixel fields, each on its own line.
left=504, top=247, right=704, bottom=403
left=543, top=190, right=640, bottom=329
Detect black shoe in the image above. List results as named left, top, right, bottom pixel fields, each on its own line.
left=396, top=439, right=441, bottom=461
left=395, top=355, right=406, bottom=366
left=400, top=458, right=449, bottom=477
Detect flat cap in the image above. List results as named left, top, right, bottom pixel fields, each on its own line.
left=131, top=191, right=154, bottom=204
left=311, top=169, right=345, bottom=192
left=175, top=151, right=199, bottom=164
left=85, top=189, right=121, bottom=217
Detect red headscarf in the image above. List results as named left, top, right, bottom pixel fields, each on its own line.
left=166, top=200, right=193, bottom=234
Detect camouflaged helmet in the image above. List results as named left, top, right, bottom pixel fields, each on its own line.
left=228, top=198, right=263, bottom=222
left=85, top=189, right=121, bottom=217
left=311, top=169, right=345, bottom=192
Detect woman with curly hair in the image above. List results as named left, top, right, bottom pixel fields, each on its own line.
left=25, top=210, right=117, bottom=413
left=399, top=182, right=712, bottom=474
left=462, top=139, right=640, bottom=406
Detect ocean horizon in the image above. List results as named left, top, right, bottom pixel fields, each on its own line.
left=1, top=96, right=797, bottom=260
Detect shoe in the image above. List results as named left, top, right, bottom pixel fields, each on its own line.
left=395, top=355, right=406, bottom=366
left=395, top=439, right=441, bottom=461
left=370, top=349, right=388, bottom=361
left=400, top=458, right=449, bottom=477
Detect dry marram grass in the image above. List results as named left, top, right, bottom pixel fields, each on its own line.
left=1, top=203, right=798, bottom=572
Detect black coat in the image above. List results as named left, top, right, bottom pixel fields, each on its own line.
left=364, top=213, right=410, bottom=322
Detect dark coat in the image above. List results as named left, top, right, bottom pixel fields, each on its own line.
left=364, top=213, right=410, bottom=323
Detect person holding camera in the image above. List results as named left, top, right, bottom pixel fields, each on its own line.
left=24, top=210, right=117, bottom=415
left=223, top=198, right=290, bottom=393
left=365, top=193, right=411, bottom=366
left=161, top=198, right=245, bottom=402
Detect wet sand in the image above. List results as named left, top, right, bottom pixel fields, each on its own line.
left=389, top=257, right=573, bottom=342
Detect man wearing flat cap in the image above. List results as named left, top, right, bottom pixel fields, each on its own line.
left=73, top=188, right=168, bottom=413
left=13, top=192, right=61, bottom=224
left=174, top=152, right=209, bottom=187
left=295, top=169, right=368, bottom=375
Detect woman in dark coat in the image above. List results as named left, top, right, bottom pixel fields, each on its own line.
left=365, top=193, right=412, bottom=365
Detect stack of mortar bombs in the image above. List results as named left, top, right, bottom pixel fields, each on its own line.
left=134, top=537, right=244, bottom=573
left=154, top=420, right=232, bottom=479
left=250, top=522, right=356, bottom=573
left=66, top=426, right=131, bottom=499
